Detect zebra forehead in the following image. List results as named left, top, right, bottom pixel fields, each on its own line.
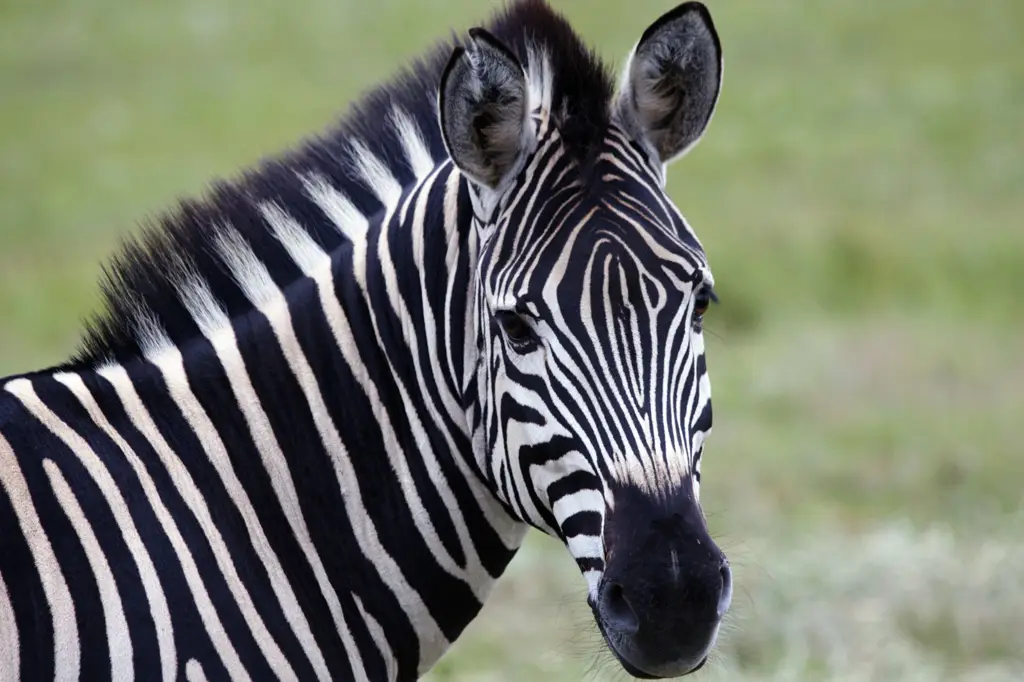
left=489, top=211, right=711, bottom=297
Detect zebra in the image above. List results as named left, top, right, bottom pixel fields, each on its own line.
left=0, top=0, right=731, bottom=679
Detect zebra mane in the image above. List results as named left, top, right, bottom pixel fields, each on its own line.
left=66, top=0, right=613, bottom=370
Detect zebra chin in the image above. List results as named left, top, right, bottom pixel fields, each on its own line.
left=596, top=619, right=717, bottom=679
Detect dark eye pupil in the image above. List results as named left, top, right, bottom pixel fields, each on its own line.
left=694, top=295, right=710, bottom=316
left=501, top=314, right=530, bottom=340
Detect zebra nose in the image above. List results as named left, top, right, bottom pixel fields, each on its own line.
left=598, top=580, right=639, bottom=636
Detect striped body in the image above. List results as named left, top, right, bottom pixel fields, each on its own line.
left=0, top=158, right=522, bottom=681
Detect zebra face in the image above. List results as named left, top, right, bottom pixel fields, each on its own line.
left=440, top=3, right=729, bottom=677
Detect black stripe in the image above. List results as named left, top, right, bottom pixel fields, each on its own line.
left=560, top=511, right=602, bottom=540
left=0, top=396, right=56, bottom=682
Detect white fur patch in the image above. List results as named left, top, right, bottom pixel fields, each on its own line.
left=301, top=173, right=370, bottom=242
left=214, top=226, right=280, bottom=308
left=566, top=533, right=602, bottom=561
left=131, top=302, right=174, bottom=358
left=259, top=201, right=332, bottom=276
left=175, top=271, right=230, bottom=340
left=391, top=108, right=436, bottom=181
left=185, top=659, right=208, bottom=682
left=350, top=139, right=403, bottom=206
left=525, top=45, right=554, bottom=123
left=551, top=487, right=604, bottom=527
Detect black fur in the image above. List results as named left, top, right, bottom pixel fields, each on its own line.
left=66, top=0, right=614, bottom=370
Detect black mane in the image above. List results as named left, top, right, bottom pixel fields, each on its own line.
left=67, top=0, right=613, bottom=370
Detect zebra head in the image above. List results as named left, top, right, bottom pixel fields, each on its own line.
left=440, top=3, right=729, bottom=677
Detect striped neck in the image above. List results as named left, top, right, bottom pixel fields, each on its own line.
left=5, top=158, right=528, bottom=679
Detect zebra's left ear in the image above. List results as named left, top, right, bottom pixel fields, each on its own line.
left=614, top=2, right=723, bottom=165
left=439, top=28, right=532, bottom=190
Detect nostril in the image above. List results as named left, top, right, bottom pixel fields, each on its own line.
left=600, top=581, right=639, bottom=636
left=718, top=562, right=733, bottom=617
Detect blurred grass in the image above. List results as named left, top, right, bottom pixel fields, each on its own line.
left=1, top=0, right=1022, bottom=680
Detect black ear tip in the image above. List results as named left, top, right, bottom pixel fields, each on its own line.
left=638, top=1, right=718, bottom=49
left=465, top=27, right=522, bottom=66
left=441, top=45, right=467, bottom=79
left=439, top=45, right=468, bottom=103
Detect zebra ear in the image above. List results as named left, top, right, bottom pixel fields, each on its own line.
left=614, top=2, right=723, bottom=165
left=439, top=28, right=532, bottom=190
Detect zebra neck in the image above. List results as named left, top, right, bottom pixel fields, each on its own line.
left=0, top=162, right=529, bottom=678
left=189, top=159, right=527, bottom=670
left=336, top=161, right=530, bottom=668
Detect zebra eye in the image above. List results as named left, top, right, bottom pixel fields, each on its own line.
left=692, top=286, right=717, bottom=329
left=496, top=311, right=535, bottom=348
left=693, top=292, right=711, bottom=318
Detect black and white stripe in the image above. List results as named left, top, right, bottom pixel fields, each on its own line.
left=0, top=1, right=729, bottom=680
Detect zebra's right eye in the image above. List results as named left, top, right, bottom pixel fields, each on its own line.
left=495, top=311, right=536, bottom=349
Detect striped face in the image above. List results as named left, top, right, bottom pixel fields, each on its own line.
left=440, top=3, right=730, bottom=677
left=473, top=126, right=716, bottom=555
left=471, top=126, right=730, bottom=678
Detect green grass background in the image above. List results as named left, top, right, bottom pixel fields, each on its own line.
left=2, top=0, right=1022, bottom=679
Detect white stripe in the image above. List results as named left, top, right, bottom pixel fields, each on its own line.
left=301, top=174, right=369, bottom=242
left=583, top=568, right=602, bottom=599
left=304, top=190, right=496, bottom=597
left=551, top=487, right=604, bottom=526
left=350, top=139, right=402, bottom=206
left=566, top=534, right=603, bottom=560
left=0, top=566, right=18, bottom=682
left=217, top=231, right=446, bottom=672
left=176, top=270, right=228, bottom=339
left=0, top=428, right=80, bottom=680
left=90, top=366, right=252, bottom=682
left=175, top=273, right=363, bottom=680
left=140, top=344, right=323, bottom=682
left=404, top=171, right=525, bottom=561
left=391, top=109, right=435, bottom=181
left=260, top=202, right=333, bottom=275
left=526, top=46, right=554, bottom=121
left=42, top=458, right=134, bottom=681
left=220, top=233, right=411, bottom=681
left=353, top=594, right=397, bottom=682
left=131, top=303, right=175, bottom=358
left=185, top=659, right=208, bottom=682
left=214, top=228, right=279, bottom=309
left=15, top=375, right=178, bottom=682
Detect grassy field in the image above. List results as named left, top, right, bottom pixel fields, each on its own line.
left=2, top=0, right=1022, bottom=680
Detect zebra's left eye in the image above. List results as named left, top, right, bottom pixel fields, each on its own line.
left=495, top=311, right=536, bottom=349
left=693, top=292, right=711, bottom=318
left=692, top=287, right=716, bottom=331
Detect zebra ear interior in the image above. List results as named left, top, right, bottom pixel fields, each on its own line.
left=614, top=2, right=723, bottom=165
left=439, top=28, right=531, bottom=189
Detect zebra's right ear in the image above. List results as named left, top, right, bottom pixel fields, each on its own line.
left=614, top=2, right=722, bottom=166
left=439, top=29, right=532, bottom=190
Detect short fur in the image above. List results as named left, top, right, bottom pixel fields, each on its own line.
left=66, top=0, right=613, bottom=370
